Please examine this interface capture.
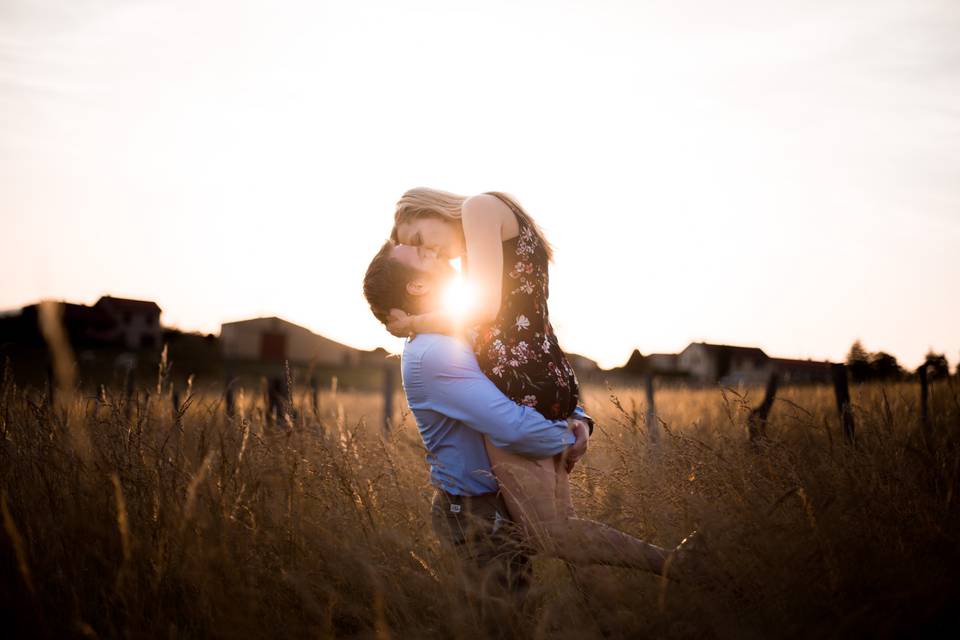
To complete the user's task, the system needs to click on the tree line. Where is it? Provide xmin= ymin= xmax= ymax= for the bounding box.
xmin=845 ymin=340 xmax=954 ymax=383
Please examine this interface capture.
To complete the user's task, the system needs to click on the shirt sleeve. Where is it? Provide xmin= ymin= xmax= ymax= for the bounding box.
xmin=420 ymin=337 xmax=575 ymax=457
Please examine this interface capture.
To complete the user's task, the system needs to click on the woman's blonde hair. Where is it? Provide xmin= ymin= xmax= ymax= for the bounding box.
xmin=391 ymin=187 xmax=554 ymax=261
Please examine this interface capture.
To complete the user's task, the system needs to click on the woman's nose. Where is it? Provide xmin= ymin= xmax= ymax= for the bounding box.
xmin=422 ymin=247 xmax=440 ymax=260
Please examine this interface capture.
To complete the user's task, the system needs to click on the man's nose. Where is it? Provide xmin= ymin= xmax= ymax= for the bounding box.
xmin=422 ymin=247 xmax=440 ymax=260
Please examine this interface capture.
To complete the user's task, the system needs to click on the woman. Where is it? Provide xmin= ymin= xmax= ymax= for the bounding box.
xmin=386 ymin=187 xmax=692 ymax=574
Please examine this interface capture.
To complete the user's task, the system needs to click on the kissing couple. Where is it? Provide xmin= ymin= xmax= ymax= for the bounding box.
xmin=363 ymin=187 xmax=703 ymax=599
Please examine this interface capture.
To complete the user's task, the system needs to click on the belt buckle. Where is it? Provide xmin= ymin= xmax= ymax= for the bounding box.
xmin=449 ymin=504 xmax=462 ymax=514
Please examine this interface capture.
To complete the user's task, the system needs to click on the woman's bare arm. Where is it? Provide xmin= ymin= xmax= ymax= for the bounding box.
xmin=459 ymin=194 xmax=505 ymax=325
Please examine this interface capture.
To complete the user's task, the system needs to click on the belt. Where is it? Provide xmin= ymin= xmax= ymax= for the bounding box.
xmin=437 ymin=489 xmax=499 ymax=513
xmin=435 ymin=490 xmax=506 ymax=534
xmin=440 ymin=489 xmax=498 ymax=499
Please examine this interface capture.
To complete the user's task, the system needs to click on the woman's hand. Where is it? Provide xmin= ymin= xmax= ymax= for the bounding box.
xmin=386 ymin=308 xmax=415 ymax=338
xmin=563 ymin=418 xmax=590 ymax=473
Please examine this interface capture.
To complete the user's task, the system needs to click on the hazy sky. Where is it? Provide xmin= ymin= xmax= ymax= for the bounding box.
xmin=2 ymin=0 xmax=958 ymax=369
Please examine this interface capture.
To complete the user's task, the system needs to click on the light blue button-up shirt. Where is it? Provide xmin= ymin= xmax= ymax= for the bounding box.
xmin=401 ymin=333 xmax=578 ymax=496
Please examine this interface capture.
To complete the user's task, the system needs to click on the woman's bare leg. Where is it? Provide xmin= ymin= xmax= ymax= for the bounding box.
xmin=484 ymin=438 xmax=668 ymax=574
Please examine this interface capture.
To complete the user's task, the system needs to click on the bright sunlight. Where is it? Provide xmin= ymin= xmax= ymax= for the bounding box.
xmin=442 ymin=258 xmax=477 ymax=320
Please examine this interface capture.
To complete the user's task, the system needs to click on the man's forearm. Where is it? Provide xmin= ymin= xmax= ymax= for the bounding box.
xmin=422 ymin=337 xmax=578 ymax=458
xmin=488 ymin=418 xmax=575 ymax=457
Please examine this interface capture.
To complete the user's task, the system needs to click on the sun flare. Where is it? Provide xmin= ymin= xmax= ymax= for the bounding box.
xmin=442 ymin=269 xmax=476 ymax=320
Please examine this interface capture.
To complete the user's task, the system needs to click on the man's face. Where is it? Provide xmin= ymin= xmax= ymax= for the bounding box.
xmin=390 ymin=244 xmax=457 ymax=312
xmin=391 ymin=244 xmax=456 ymax=282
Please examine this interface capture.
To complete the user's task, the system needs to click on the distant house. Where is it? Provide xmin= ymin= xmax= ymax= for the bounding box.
xmin=93 ymin=296 xmax=162 ymax=350
xmin=606 ymin=349 xmax=688 ymax=379
xmin=5 ymin=296 xmax=161 ymax=351
xmin=770 ymin=357 xmax=832 ymax=383
xmin=646 ymin=353 xmax=680 ymax=374
xmin=678 ymin=342 xmax=770 ymax=384
xmin=220 ymin=317 xmax=368 ymax=366
xmin=616 ymin=341 xmax=833 ymax=385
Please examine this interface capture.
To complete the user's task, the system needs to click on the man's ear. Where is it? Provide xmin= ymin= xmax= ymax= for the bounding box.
xmin=405 ymin=278 xmax=430 ymax=297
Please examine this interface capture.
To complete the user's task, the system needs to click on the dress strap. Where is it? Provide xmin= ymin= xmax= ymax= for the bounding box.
xmin=483 ymin=191 xmax=528 ymax=229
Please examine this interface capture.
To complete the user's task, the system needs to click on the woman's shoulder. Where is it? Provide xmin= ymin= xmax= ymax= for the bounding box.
xmin=463 ymin=192 xmax=506 ymax=208
xmin=461 ymin=193 xmax=520 ymax=238
xmin=462 ymin=193 xmax=514 ymax=220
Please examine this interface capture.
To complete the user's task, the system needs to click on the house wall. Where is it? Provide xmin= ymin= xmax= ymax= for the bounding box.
xmin=99 ymin=306 xmax=161 ymax=350
xmin=678 ymin=344 xmax=773 ymax=384
xmin=221 ymin=318 xmax=361 ymax=366
xmin=678 ymin=344 xmax=715 ymax=381
xmin=120 ymin=312 xmax=160 ymax=350
xmin=722 ymin=355 xmax=772 ymax=385
xmin=220 ymin=321 xmax=261 ymax=360
xmin=286 ymin=324 xmax=359 ymax=366
xmin=221 ymin=318 xmax=286 ymax=360
xmin=771 ymin=359 xmax=832 ymax=383
xmin=646 ymin=354 xmax=679 ymax=373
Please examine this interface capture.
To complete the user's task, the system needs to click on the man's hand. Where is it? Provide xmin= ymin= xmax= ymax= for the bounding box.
xmin=562 ymin=418 xmax=590 ymax=473
xmin=386 ymin=309 xmax=415 ymax=338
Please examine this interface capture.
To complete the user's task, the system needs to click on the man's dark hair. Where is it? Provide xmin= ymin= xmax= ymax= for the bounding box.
xmin=363 ymin=240 xmax=422 ymax=324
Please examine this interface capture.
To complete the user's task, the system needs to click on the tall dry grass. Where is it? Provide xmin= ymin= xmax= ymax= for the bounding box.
xmin=1 ymin=358 xmax=958 ymax=638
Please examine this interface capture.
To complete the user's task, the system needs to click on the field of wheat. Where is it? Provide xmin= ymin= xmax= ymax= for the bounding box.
xmin=1 ymin=358 xmax=958 ymax=639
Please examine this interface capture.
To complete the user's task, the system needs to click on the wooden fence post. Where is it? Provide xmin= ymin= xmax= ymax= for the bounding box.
xmin=267 ymin=375 xmax=285 ymax=427
xmin=918 ymin=364 xmax=932 ymax=450
xmin=310 ymin=375 xmax=319 ymax=417
xmin=383 ymin=361 xmax=396 ymax=434
xmin=224 ymin=371 xmax=236 ymax=418
xmin=284 ymin=359 xmax=296 ymax=426
xmin=748 ymin=372 xmax=779 ymax=446
xmin=644 ymin=373 xmax=658 ymax=443
xmin=831 ymin=363 xmax=855 ymax=445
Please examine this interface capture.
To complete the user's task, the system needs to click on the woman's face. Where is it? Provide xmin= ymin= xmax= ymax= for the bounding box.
xmin=394 ymin=217 xmax=464 ymax=260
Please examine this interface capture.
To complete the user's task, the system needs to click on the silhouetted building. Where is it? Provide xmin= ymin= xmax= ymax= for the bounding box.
xmin=646 ymin=353 xmax=679 ymax=374
xmin=679 ymin=342 xmax=770 ymax=384
xmin=1 ymin=296 xmax=161 ymax=351
xmin=619 ymin=342 xmax=832 ymax=385
xmin=770 ymin=357 xmax=832 ymax=383
xmin=93 ymin=296 xmax=162 ymax=350
xmin=220 ymin=316 xmax=371 ymax=366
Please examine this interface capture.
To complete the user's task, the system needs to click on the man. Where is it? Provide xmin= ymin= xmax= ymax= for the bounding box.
xmin=363 ymin=240 xmax=591 ymax=596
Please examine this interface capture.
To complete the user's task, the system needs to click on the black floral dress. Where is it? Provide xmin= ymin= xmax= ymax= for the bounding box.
xmin=472 ymin=194 xmax=580 ymax=421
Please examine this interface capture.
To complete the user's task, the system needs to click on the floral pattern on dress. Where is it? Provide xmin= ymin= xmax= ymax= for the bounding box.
xmin=473 ymin=195 xmax=580 ymax=421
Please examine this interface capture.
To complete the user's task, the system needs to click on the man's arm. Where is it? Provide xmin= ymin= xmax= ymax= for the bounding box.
xmin=419 ymin=337 xmax=575 ymax=458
